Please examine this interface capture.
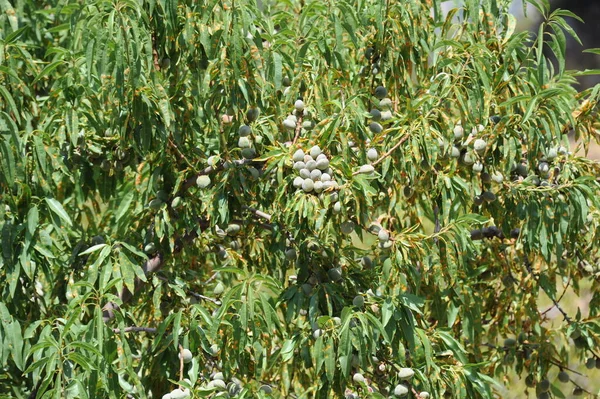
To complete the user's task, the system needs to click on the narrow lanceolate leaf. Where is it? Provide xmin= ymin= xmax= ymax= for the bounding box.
xmin=45 ymin=198 xmax=73 ymax=227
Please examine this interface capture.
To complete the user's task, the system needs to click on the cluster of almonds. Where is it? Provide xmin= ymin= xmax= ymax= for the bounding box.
xmin=350 ymin=367 xmax=429 ymax=398
xmin=352 ymin=85 xmax=394 ymax=174
xmin=292 ymin=145 xmax=339 ymax=194
xmin=282 ymin=99 xmax=315 ymax=133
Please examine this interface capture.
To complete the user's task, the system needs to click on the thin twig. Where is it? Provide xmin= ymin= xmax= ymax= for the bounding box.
xmin=112 ymin=326 xmax=158 ymax=334
xmin=189 ymin=291 xmax=222 ymax=305
xmin=203 ymin=272 xmax=219 ymax=285
xmin=541 ymin=276 xmax=572 ymax=316
xmin=242 ymin=205 xmax=272 ymax=221
xmin=292 ymin=111 xmax=304 ymax=145
xmin=178 ymin=344 xmax=185 ymax=388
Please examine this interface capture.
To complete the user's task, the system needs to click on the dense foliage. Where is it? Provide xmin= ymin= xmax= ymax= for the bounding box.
xmin=1 ymin=0 xmax=600 ymax=398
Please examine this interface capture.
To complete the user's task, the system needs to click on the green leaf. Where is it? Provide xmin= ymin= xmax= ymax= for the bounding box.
xmin=45 ymin=198 xmax=73 ymax=227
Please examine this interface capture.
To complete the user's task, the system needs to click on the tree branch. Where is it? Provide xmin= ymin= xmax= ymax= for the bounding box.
xmin=112 ymin=326 xmax=158 ymax=334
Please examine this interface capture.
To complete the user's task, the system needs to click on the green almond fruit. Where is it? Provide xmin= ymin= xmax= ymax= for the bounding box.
xmin=370 ymin=109 xmax=382 ymax=121
xmin=213 ymin=282 xmax=225 ymax=296
xmin=558 ymin=371 xmax=569 ymax=383
xmin=451 ymin=146 xmax=461 ymax=158
xmin=246 ymin=107 xmax=259 ymax=122
xmin=491 ymin=171 xmax=504 ymax=183
xmin=341 ymin=221 xmax=354 ymax=235
xmin=328 ymin=267 xmax=343 ymax=282
xmin=309 ymin=145 xmax=322 ymax=158
xmin=585 ymin=357 xmax=595 ymax=369
xmin=473 ymin=139 xmax=487 ymax=153
xmin=504 ymin=338 xmax=517 ymax=348
xmin=313 ymin=181 xmax=323 ymax=193
xmin=209 ymin=344 xmax=219 ymax=356
xmin=283 ymin=118 xmax=296 ymax=130
xmin=299 ymin=168 xmax=311 ymax=179
xmin=226 ymin=224 xmax=241 ymax=235
xmin=302 ymin=120 xmax=315 ymax=130
xmin=239 ymin=124 xmax=252 ymax=136
xmin=179 ymin=348 xmax=193 ymax=363
xmin=149 ymin=198 xmax=164 ymax=209
xmin=302 ymin=178 xmax=314 ymax=193
xmin=379 ymin=98 xmax=392 ymax=109
xmin=293 ymin=176 xmax=304 ymax=188
xmin=374 ymin=86 xmax=387 ymax=99
xmin=241 ymin=148 xmax=256 ymax=159
xmin=462 ymin=152 xmax=475 ymax=165
xmin=367 ymin=148 xmax=378 ymax=161
xmin=238 ymin=136 xmax=251 ymax=148
xmin=292 ymin=149 xmax=305 ymax=162
xmin=381 ymin=110 xmax=393 ymax=121
xmin=169 ymin=388 xmax=190 ymax=399
xmin=259 ymin=385 xmax=272 ymax=394
xmin=294 ymin=99 xmax=305 ymax=111
xmin=156 ymin=190 xmax=168 ymax=202
xmin=369 ymin=122 xmax=383 ymax=134
xmin=333 ymin=201 xmax=342 ymax=214
xmin=196 ymin=175 xmax=211 ymax=188
xmin=285 ymin=248 xmax=296 ymax=260
xmin=293 ymin=161 xmax=306 ymax=171
xmin=306 ymin=160 xmax=317 ymax=171
xmin=316 ymin=158 xmax=329 ymax=170
xmin=212 ymin=372 xmax=224 ymax=381
xmin=352 ymin=373 xmax=365 ymax=384
xmin=352 ymin=295 xmax=364 ymax=307
xmin=453 ymin=125 xmax=464 ymax=139
xmin=481 ymin=191 xmax=496 ymax=203
xmin=537 ymin=379 xmax=550 ymax=393
xmin=398 ymin=367 xmax=415 ymax=380
xmin=144 ymin=242 xmax=156 ymax=254
xmin=394 ymin=384 xmax=409 ymax=397
xmin=419 ymin=392 xmax=430 ymax=399
xmin=378 ymin=229 xmax=390 ymax=242
xmin=573 ymin=387 xmax=583 ymax=396
xmin=359 ymin=164 xmax=375 ymax=174
xmin=473 ymin=162 xmax=484 ymax=173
